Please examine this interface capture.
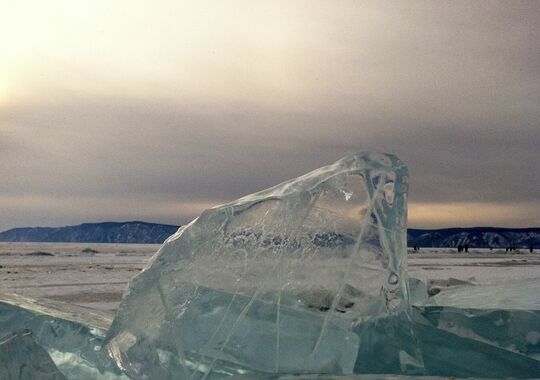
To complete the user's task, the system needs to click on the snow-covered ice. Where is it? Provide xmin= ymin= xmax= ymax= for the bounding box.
xmin=0 ymin=242 xmax=155 ymax=312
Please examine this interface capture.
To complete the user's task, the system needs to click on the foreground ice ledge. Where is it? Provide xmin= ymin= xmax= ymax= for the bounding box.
xmin=105 ymin=152 xmax=421 ymax=378
xmin=2 ymin=292 xmax=539 ymax=379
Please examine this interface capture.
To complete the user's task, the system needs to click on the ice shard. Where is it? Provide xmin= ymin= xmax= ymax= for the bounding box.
xmin=0 ymin=293 xmax=126 ymax=379
xmin=408 ymin=278 xmax=428 ymax=306
xmin=353 ymin=307 xmax=540 ymax=378
xmin=417 ymin=306 xmax=540 ymax=361
xmin=105 ymin=152 xmax=421 ymax=379
xmin=0 ymin=330 xmax=67 ymax=380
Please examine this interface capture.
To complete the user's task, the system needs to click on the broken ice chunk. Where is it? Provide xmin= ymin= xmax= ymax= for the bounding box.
xmin=0 ymin=329 xmax=67 ymax=380
xmin=0 ymin=293 xmax=126 ymax=379
xmin=418 ymin=305 xmax=540 ymax=360
xmin=408 ymin=278 xmax=428 ymax=306
xmin=106 ymin=152 xmax=419 ymax=378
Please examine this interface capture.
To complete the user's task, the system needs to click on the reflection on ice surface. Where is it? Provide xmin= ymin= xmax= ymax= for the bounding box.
xmin=1 ymin=152 xmax=539 ymax=379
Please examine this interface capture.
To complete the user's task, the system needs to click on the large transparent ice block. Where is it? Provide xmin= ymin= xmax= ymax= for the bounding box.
xmin=106 ymin=152 xmax=421 ymax=379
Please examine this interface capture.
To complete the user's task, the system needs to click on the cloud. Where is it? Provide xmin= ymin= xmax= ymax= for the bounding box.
xmin=0 ymin=193 xmax=220 ymax=229
xmin=1 ymin=1 xmax=539 ymax=230
xmin=409 ymin=201 xmax=540 ymax=229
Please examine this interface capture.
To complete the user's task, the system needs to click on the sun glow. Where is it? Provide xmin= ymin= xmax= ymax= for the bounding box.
xmin=408 ymin=202 xmax=539 ymax=228
xmin=0 ymin=0 xmax=322 ymax=107
xmin=0 ymin=78 xmax=8 ymax=105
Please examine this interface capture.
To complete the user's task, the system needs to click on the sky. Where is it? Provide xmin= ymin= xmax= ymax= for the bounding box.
xmin=1 ymin=0 xmax=539 ymax=231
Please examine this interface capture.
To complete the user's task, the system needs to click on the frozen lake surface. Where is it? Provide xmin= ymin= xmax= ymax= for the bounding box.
xmin=1 ymin=242 xmax=538 ymax=314
xmin=408 ymin=248 xmax=540 ymax=287
xmin=0 ymin=242 xmax=157 ymax=313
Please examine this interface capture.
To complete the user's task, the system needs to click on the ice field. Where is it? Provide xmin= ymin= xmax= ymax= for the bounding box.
xmin=1 ymin=244 xmax=538 ymax=314
xmin=0 ymin=242 xmax=156 ymax=313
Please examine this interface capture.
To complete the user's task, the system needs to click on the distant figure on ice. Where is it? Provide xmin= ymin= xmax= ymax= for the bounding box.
xmin=464 ymin=244 xmax=469 ymax=253
xmin=530 ymin=246 xmax=534 ymax=253
xmin=457 ymin=244 xmax=463 ymax=253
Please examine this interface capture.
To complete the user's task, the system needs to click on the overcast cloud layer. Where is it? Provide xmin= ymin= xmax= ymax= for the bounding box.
xmin=1 ymin=1 xmax=539 ymax=231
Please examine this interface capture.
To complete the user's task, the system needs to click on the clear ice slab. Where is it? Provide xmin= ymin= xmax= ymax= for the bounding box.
xmin=0 ymin=293 xmax=126 ymax=379
xmin=0 ymin=329 xmax=67 ymax=380
xmin=352 ymin=307 xmax=540 ymax=378
xmin=105 ymin=152 xmax=420 ymax=379
xmin=417 ymin=306 xmax=540 ymax=361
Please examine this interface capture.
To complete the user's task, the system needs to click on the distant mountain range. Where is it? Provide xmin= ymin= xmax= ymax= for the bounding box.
xmin=0 ymin=221 xmax=179 ymax=244
xmin=0 ymin=222 xmax=538 ymax=248
xmin=407 ymin=227 xmax=539 ymax=248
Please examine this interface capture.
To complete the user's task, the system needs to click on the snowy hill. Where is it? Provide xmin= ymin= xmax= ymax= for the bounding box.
xmin=408 ymin=227 xmax=540 ymax=248
xmin=0 ymin=221 xmax=179 ymax=244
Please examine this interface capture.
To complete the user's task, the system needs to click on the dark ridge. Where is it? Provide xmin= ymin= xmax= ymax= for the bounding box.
xmin=0 ymin=222 xmax=538 ymax=247
xmin=0 ymin=221 xmax=180 ymax=244
xmin=407 ymin=227 xmax=540 ymax=248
